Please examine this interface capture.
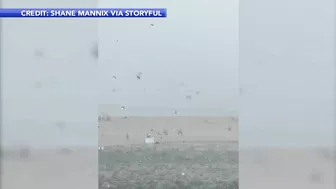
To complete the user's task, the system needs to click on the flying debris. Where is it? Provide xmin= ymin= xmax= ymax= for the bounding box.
xmin=112 ymin=76 xmax=117 ymax=80
xmin=136 ymin=72 xmax=142 ymax=80
xmin=56 ymin=121 xmax=66 ymax=133
xmin=185 ymin=95 xmax=192 ymax=100
xmin=126 ymin=133 xmax=129 ymax=140
xmin=174 ymin=110 xmax=178 ymax=115
xmin=173 ymin=128 xmax=183 ymax=136
xmin=121 ymin=106 xmax=125 ymax=110
xmin=99 ymin=113 xmax=112 ymax=121
xmin=91 ymin=42 xmax=98 ymax=59
xmin=196 ymin=91 xmax=200 ymax=95
xmin=34 ymin=49 xmax=44 ymax=57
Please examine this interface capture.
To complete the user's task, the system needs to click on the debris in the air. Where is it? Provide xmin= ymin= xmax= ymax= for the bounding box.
xmin=126 ymin=133 xmax=129 ymax=140
xmin=56 ymin=121 xmax=66 ymax=132
xmin=163 ymin=129 xmax=168 ymax=135
xmin=91 ymin=42 xmax=98 ymax=59
xmin=121 ymin=106 xmax=125 ymax=110
xmin=112 ymin=76 xmax=117 ymax=80
xmin=34 ymin=49 xmax=44 ymax=57
xmin=174 ymin=110 xmax=178 ymax=115
xmin=196 ymin=91 xmax=200 ymax=95
xmin=185 ymin=95 xmax=192 ymax=100
xmin=173 ymin=128 xmax=183 ymax=136
xmin=136 ymin=72 xmax=142 ymax=80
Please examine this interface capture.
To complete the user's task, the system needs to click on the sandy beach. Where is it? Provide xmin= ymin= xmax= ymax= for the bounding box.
xmin=98 ymin=116 xmax=239 ymax=188
xmin=99 ymin=116 xmax=238 ymax=146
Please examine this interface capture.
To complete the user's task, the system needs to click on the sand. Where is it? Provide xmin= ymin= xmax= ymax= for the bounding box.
xmin=98 ymin=116 xmax=239 ymax=188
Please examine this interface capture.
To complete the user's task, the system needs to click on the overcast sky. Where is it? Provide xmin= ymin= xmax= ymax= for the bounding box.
xmin=1 ymin=0 xmax=334 ymax=147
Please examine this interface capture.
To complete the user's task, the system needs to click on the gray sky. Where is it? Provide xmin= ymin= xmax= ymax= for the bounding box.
xmin=1 ymin=0 xmax=334 ymax=147
xmin=98 ymin=0 xmax=239 ymax=116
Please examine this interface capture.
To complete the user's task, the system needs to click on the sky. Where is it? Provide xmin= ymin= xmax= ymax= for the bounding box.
xmin=0 ymin=0 xmax=334 ymax=147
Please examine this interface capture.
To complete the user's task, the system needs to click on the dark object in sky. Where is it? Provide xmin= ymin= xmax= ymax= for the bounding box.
xmin=196 ymin=91 xmax=200 ymax=95
xmin=112 ymin=76 xmax=117 ymax=80
xmin=185 ymin=95 xmax=192 ymax=100
xmin=174 ymin=128 xmax=183 ymax=136
xmin=150 ymin=24 xmax=154 ymax=26
xmin=34 ymin=49 xmax=44 ymax=57
xmin=91 ymin=42 xmax=98 ymax=59
xmin=126 ymin=133 xmax=129 ymax=140
xmin=56 ymin=121 xmax=66 ymax=132
xmin=136 ymin=72 xmax=142 ymax=80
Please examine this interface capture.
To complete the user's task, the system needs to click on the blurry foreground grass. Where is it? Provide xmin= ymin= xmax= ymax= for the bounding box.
xmin=99 ymin=142 xmax=238 ymax=189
